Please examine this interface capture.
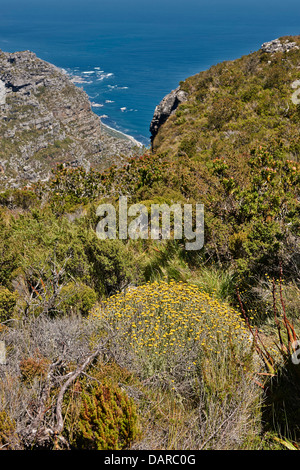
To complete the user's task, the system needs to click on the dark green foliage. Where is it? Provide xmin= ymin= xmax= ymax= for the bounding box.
xmin=82 ymin=234 xmax=134 ymax=296
xmin=0 ymin=188 xmax=38 ymax=210
xmin=0 ymin=286 xmax=18 ymax=322
xmin=263 ymin=362 xmax=300 ymax=441
xmin=0 ymin=206 xmax=135 ymax=314
xmin=207 ymin=96 xmax=240 ymax=130
xmin=178 ymin=135 xmax=198 ymax=157
xmin=0 ymin=213 xmax=20 ymax=289
xmin=59 ymin=282 xmax=97 ymax=316
xmin=69 ymin=379 xmax=138 ymax=450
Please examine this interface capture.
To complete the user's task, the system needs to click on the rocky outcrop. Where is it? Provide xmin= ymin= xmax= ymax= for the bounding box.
xmin=261 ymin=38 xmax=299 ymax=54
xmin=150 ymin=87 xmax=188 ymax=146
xmin=0 ymin=49 xmax=141 ymax=189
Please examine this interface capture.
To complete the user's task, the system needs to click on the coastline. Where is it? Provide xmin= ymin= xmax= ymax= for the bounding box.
xmin=67 ymin=70 xmax=148 ymax=150
xmin=67 ymin=69 xmax=145 ymax=148
xmin=99 ymin=119 xmax=146 ymax=149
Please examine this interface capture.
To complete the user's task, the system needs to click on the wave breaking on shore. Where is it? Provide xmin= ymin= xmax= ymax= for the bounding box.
xmin=100 ymin=119 xmax=144 ymax=148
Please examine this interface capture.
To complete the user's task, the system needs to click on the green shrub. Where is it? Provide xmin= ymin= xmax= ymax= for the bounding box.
xmin=0 ymin=215 xmax=20 ymax=289
xmin=207 ymin=96 xmax=239 ymax=130
xmin=178 ymin=135 xmax=197 ymax=157
xmin=0 ymin=410 xmax=17 ymax=449
xmin=59 ymin=282 xmax=97 ymax=316
xmin=83 ymin=236 xmax=134 ymax=295
xmin=0 ymin=188 xmax=37 ymax=209
xmin=0 ymin=286 xmax=18 ymax=322
xmin=69 ymin=379 xmax=139 ymax=450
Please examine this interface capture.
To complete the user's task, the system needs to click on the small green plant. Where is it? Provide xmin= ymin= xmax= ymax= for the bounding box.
xmin=0 ymin=286 xmax=18 ymax=322
xmin=68 ymin=378 xmax=139 ymax=450
xmin=0 ymin=410 xmax=17 ymax=449
xmin=84 ymin=236 xmax=134 ymax=296
xmin=178 ymin=136 xmax=197 ymax=157
xmin=59 ymin=282 xmax=97 ymax=316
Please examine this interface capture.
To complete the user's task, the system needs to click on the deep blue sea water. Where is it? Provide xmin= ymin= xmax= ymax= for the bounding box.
xmin=0 ymin=0 xmax=299 ymax=146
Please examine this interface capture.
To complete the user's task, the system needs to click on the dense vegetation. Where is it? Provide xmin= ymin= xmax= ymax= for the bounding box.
xmin=0 ymin=36 xmax=299 ymax=450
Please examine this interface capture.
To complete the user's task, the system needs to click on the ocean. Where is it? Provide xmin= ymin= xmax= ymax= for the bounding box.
xmin=0 ymin=0 xmax=299 ymax=147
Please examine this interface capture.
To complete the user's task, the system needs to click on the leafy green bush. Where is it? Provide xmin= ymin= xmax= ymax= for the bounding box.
xmin=178 ymin=135 xmax=197 ymax=157
xmin=68 ymin=379 xmax=139 ymax=450
xmin=59 ymin=282 xmax=97 ymax=316
xmin=0 ymin=188 xmax=38 ymax=210
xmin=0 ymin=286 xmax=18 ymax=322
xmin=207 ymin=96 xmax=240 ymax=130
xmin=83 ymin=235 xmax=134 ymax=295
xmin=0 ymin=410 xmax=17 ymax=449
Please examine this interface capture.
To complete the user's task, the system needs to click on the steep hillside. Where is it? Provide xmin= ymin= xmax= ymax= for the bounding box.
xmin=0 ymin=50 xmax=141 ymax=189
xmin=151 ymin=36 xmax=300 ymax=162
xmin=0 ymin=37 xmax=298 ymax=291
xmin=0 ymin=37 xmax=300 ymax=451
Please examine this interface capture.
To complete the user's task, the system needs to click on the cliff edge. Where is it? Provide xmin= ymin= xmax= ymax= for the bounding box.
xmin=150 ymin=36 xmax=300 ymax=158
xmin=0 ymin=50 xmax=141 ymax=188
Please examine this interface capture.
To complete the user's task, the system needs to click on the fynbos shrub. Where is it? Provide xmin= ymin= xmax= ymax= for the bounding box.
xmin=59 ymin=282 xmax=97 ymax=316
xmin=0 ymin=286 xmax=18 ymax=323
xmin=69 ymin=379 xmax=139 ymax=450
xmin=19 ymin=353 xmax=49 ymax=384
xmin=0 ymin=410 xmax=17 ymax=449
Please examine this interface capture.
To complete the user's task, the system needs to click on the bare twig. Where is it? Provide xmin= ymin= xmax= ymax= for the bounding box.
xmin=54 ymin=342 xmax=107 ymax=438
xmin=199 ymin=406 xmax=240 ymax=450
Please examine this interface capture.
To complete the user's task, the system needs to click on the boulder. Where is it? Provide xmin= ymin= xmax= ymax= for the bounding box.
xmin=261 ymin=38 xmax=299 ymax=54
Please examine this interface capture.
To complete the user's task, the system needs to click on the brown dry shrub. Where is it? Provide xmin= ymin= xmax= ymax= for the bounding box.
xmin=19 ymin=351 xmax=49 ymax=384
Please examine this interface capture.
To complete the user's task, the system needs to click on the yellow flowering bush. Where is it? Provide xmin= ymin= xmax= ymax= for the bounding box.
xmin=91 ymin=281 xmax=251 ymax=376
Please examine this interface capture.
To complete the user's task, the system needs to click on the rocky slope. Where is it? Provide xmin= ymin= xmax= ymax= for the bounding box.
xmin=150 ymin=36 xmax=300 ymax=160
xmin=0 ymin=50 xmax=141 ymax=188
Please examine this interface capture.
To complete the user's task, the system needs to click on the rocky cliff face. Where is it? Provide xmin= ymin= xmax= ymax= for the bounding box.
xmin=0 ymin=50 xmax=141 ymax=188
xmin=149 ymin=86 xmax=188 ymax=146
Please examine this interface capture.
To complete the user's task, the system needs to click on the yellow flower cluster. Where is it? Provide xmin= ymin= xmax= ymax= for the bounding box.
xmin=91 ymin=281 xmax=250 ymax=365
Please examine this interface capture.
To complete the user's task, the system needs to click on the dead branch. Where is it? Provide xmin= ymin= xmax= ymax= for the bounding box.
xmin=20 ymin=338 xmax=111 ymax=450
xmin=54 ymin=343 xmax=107 ymax=438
